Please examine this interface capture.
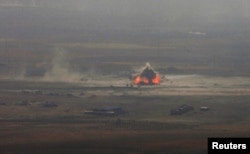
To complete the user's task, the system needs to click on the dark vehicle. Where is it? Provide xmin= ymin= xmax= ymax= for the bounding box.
xmin=170 ymin=104 xmax=194 ymax=115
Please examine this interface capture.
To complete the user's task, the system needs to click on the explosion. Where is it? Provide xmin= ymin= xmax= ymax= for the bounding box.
xmin=132 ymin=63 xmax=161 ymax=85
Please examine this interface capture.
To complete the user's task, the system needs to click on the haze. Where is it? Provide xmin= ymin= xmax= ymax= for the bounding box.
xmin=1 ymin=1 xmax=250 ymax=154
xmin=0 ymin=0 xmax=250 ymax=77
xmin=0 ymin=0 xmax=249 ymax=41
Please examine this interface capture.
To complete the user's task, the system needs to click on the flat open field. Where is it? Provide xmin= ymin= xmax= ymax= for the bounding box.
xmin=1 ymin=2 xmax=250 ymax=154
xmin=0 ymin=76 xmax=250 ymax=154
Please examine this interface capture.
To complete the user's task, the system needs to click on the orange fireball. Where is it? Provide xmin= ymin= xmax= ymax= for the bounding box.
xmin=132 ymin=63 xmax=161 ymax=85
xmin=152 ymin=74 xmax=160 ymax=84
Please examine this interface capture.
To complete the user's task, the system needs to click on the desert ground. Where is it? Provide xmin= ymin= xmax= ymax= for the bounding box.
xmin=1 ymin=3 xmax=250 ymax=153
xmin=1 ymin=36 xmax=250 ymax=154
xmin=0 ymin=74 xmax=250 ymax=154
xmin=0 ymin=2 xmax=250 ymax=154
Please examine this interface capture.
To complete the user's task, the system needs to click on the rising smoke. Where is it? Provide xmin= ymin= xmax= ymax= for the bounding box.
xmin=41 ymin=47 xmax=119 ymax=83
xmin=43 ymin=47 xmax=82 ymax=82
xmin=0 ymin=45 xmax=134 ymax=85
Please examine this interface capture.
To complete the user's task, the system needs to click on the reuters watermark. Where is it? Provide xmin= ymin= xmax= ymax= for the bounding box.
xmin=208 ymin=138 xmax=250 ymax=154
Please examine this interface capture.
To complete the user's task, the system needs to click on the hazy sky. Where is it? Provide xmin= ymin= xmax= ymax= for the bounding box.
xmin=78 ymin=0 xmax=250 ymax=32
xmin=41 ymin=0 xmax=250 ymax=19
xmin=0 ymin=0 xmax=250 ymax=40
xmin=1 ymin=0 xmax=250 ymax=75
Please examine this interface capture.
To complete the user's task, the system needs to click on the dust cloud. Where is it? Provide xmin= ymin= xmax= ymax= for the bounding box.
xmin=42 ymin=47 xmax=82 ymax=82
xmin=41 ymin=47 xmax=127 ymax=84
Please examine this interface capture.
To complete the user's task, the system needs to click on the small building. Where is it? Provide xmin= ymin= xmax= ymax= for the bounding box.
xmin=200 ymin=106 xmax=210 ymax=111
xmin=84 ymin=106 xmax=126 ymax=116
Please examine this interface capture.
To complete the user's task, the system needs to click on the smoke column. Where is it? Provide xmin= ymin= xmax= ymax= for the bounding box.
xmin=43 ymin=47 xmax=82 ymax=82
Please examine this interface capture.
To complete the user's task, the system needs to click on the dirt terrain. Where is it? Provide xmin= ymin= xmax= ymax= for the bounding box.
xmin=0 ymin=76 xmax=250 ymax=154
xmin=0 ymin=2 xmax=250 ymax=153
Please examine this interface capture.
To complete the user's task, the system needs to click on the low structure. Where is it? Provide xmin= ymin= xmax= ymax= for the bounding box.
xmin=84 ymin=106 xmax=126 ymax=116
xmin=200 ymin=106 xmax=210 ymax=111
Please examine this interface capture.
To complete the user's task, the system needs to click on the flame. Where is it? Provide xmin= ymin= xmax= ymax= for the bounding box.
xmin=152 ymin=74 xmax=160 ymax=84
xmin=133 ymin=74 xmax=160 ymax=85
xmin=134 ymin=75 xmax=141 ymax=85
xmin=134 ymin=76 xmax=149 ymax=85
xmin=132 ymin=63 xmax=161 ymax=85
